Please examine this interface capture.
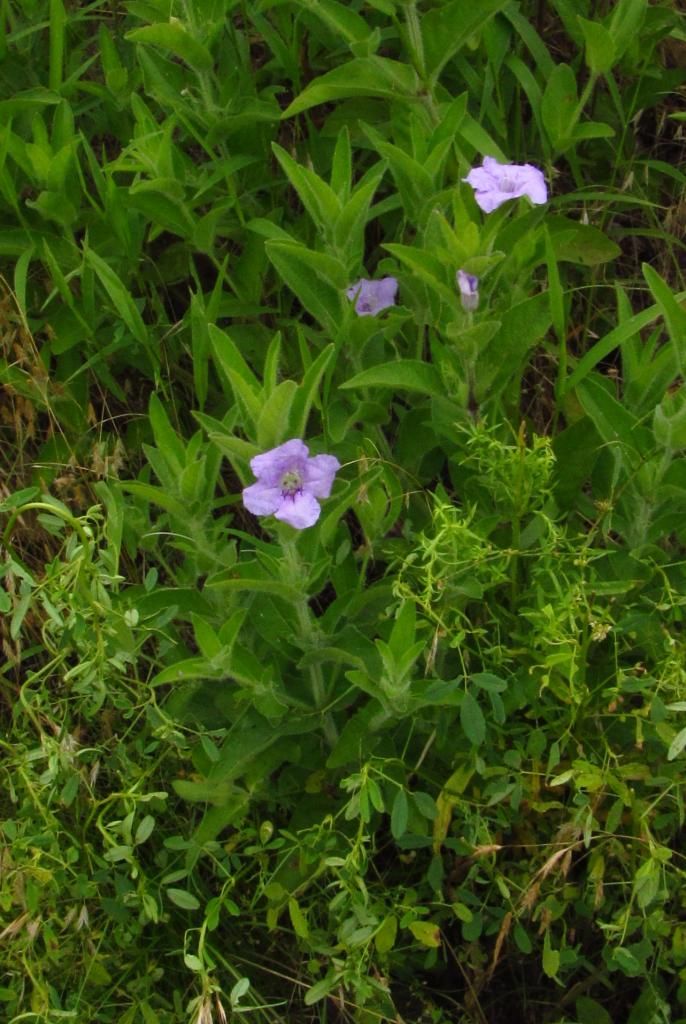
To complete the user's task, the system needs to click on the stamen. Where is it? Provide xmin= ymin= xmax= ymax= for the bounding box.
xmin=280 ymin=469 xmax=303 ymax=497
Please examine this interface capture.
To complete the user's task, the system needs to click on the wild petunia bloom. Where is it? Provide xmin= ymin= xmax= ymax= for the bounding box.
xmin=456 ymin=269 xmax=479 ymax=312
xmin=346 ymin=277 xmax=398 ymax=317
xmin=463 ymin=157 xmax=547 ymax=213
xmin=242 ymin=439 xmax=340 ymax=530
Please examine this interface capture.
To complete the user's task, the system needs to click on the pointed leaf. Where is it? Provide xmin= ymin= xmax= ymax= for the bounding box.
xmin=423 ymin=0 xmax=510 ymax=79
xmin=282 ymin=57 xmax=418 ymax=117
xmin=341 ymin=359 xmax=442 ymax=397
xmin=272 ymin=143 xmax=341 ymax=231
xmin=126 ymin=23 xmax=212 ymax=70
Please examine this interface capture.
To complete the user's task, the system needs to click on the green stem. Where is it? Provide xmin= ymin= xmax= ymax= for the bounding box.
xmin=281 ymin=538 xmax=338 ymax=748
xmin=3 ymin=501 xmax=92 ymax=552
xmin=509 ymin=513 xmax=520 ymax=608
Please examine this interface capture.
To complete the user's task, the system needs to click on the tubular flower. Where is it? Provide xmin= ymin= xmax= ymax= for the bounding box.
xmin=242 ymin=439 xmax=340 ymax=530
xmin=456 ymin=270 xmax=479 ymax=312
xmin=463 ymin=157 xmax=547 ymax=213
xmin=346 ymin=277 xmax=398 ymax=316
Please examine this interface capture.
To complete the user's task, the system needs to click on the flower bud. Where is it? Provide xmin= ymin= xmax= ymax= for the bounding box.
xmin=456 ymin=269 xmax=479 ymax=312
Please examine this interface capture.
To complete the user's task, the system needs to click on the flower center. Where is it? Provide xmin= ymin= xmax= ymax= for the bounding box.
xmin=280 ymin=469 xmax=303 ymax=497
xmin=499 ymin=175 xmax=517 ymax=193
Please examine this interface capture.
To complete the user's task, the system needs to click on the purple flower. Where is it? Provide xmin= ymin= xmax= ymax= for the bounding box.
xmin=242 ymin=439 xmax=340 ymax=530
xmin=346 ymin=277 xmax=398 ymax=317
xmin=456 ymin=270 xmax=479 ymax=312
xmin=463 ymin=157 xmax=547 ymax=213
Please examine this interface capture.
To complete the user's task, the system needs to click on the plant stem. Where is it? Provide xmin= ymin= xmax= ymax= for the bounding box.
xmin=281 ymin=538 xmax=338 ymax=748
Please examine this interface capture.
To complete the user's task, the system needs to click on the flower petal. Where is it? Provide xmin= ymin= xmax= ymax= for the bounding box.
xmin=473 ymin=190 xmax=506 ymax=213
xmin=376 ymin=276 xmax=399 ymax=307
xmin=250 ymin=439 xmax=309 ymax=480
xmin=463 ymin=165 xmax=498 ymax=191
xmin=347 ymin=277 xmax=398 ymax=316
xmin=274 ymin=491 xmax=321 ymax=529
xmin=346 ymin=279 xmax=365 ymax=300
xmin=465 ymin=157 xmax=547 ymax=213
xmin=518 ymin=164 xmax=547 ymax=204
xmin=304 ymin=454 xmax=341 ymax=498
xmin=482 ymin=156 xmax=505 ymax=176
xmin=242 ymin=481 xmax=282 ymax=516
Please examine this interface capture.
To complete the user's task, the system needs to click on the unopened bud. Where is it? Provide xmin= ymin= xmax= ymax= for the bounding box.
xmin=456 ymin=269 xmax=479 ymax=312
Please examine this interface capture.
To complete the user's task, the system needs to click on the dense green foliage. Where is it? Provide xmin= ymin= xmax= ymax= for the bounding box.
xmin=2 ymin=1 xmax=686 ymax=1022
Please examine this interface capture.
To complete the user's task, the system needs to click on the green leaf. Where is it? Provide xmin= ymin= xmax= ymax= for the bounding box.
xmin=0 ymin=88 xmax=61 ymax=118
xmin=363 ymin=126 xmax=435 ymax=219
xmin=341 ymin=359 xmax=442 ymax=397
xmin=460 ymin=692 xmax=485 ymax=746
xmin=126 ymin=23 xmax=213 ymax=71
xmin=452 ymin=902 xmax=473 ymax=924
xmin=562 ymin=289 xmax=686 ymax=395
xmin=272 ymin=143 xmax=341 ymax=232
xmin=389 ymin=600 xmax=416 ymax=658
xmin=265 ymin=240 xmax=345 ymax=335
xmin=327 ymin=701 xmax=383 ymax=769
xmin=541 ymin=63 xmax=578 ymax=151
xmin=296 ymin=0 xmax=371 ymax=45
xmin=383 ymin=241 xmax=457 ymax=304
xmin=282 ymin=57 xmax=419 ymax=117
xmin=374 ymin=915 xmax=398 ymax=954
xmin=257 ymin=379 xmax=298 ymax=449
xmin=230 ymin=978 xmax=250 ymax=1005
xmin=608 ymin=0 xmax=647 ymax=62
xmin=422 ymin=0 xmax=510 ymax=80
xmin=194 ymin=414 xmax=259 ymax=468
xmin=330 ymin=125 xmax=352 ymax=199
xmin=208 ymin=325 xmax=262 ymax=425
xmin=575 ymin=997 xmax=613 ymax=1024
xmin=166 ymin=887 xmax=201 ymax=910
xmin=134 ymin=815 xmax=156 ymax=846
xmin=151 ymin=656 xmax=219 ymax=686
xmin=84 ymin=248 xmax=149 ymax=349
xmin=633 ymin=857 xmax=660 ymax=909
xmin=542 ymin=929 xmax=560 ymax=978
xmin=475 ymin=292 xmax=551 ymax=400
xmin=548 ymin=217 xmax=621 ymax=266
xmin=304 ymin=974 xmax=338 ymax=1006
xmin=667 ymin=725 xmax=686 ymax=761
xmin=192 ymin=614 xmax=222 ymax=662
xmin=333 ymin=171 xmax=384 ymax=260
xmin=408 ymin=920 xmax=441 ymax=948
xmin=118 ymin=481 xmax=188 ymax=518
xmin=642 ymin=263 xmax=686 ymax=375
xmin=288 ymin=897 xmax=310 ymax=939
xmin=390 ymin=788 xmax=408 ymax=839
xmin=611 ymin=946 xmax=643 ymax=977
xmin=149 ymin=393 xmax=185 ymax=474
xmin=578 ymin=17 xmax=616 ymax=74
xmin=471 ymin=672 xmax=507 ymax=693
xmin=572 ymin=121 xmax=615 ymax=142
xmin=290 ymin=344 xmax=336 ymax=439
xmin=654 ymin=389 xmax=686 ymax=450
xmin=204 ymin=574 xmax=304 ymax=604
xmin=412 ymin=791 xmax=437 ymax=820
xmin=576 ymin=377 xmax=645 ymax=458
